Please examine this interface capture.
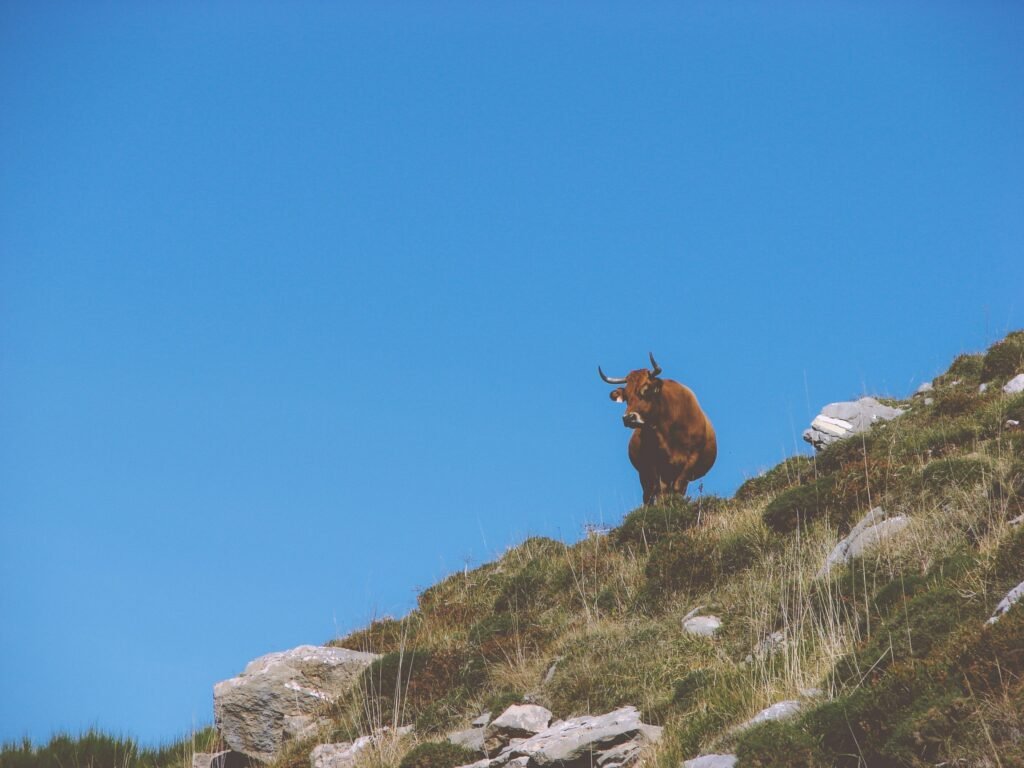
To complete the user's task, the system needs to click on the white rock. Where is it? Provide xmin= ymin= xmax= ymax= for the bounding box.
xmin=980 ymin=383 xmax=989 ymax=393
xmin=472 ymin=713 xmax=492 ymax=727
xmin=818 ymin=508 xmax=909 ymax=578
xmin=916 ymin=382 xmax=934 ymax=395
xmin=484 ymin=705 xmax=553 ymax=755
xmin=449 ymin=728 xmax=485 ymax=753
xmin=506 ymin=707 xmax=657 ymax=767
xmin=1003 ymin=374 xmax=1024 ymax=394
xmin=683 ymin=757 xmax=737 ymax=768
xmin=803 ymin=397 xmax=905 ymax=451
xmin=987 ymin=580 xmax=1024 ymax=625
xmin=682 ymin=616 xmax=722 ymax=637
xmin=741 ymin=700 xmax=803 ymax=729
xmin=310 ymin=737 xmax=374 ymax=768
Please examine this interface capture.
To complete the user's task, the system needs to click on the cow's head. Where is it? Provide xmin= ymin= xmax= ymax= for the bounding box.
xmin=599 ymin=353 xmax=664 ymax=429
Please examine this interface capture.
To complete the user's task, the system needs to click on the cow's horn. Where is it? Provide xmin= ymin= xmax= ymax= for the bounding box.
xmin=648 ymin=353 xmax=662 ymax=376
xmin=598 ymin=366 xmax=627 ymax=385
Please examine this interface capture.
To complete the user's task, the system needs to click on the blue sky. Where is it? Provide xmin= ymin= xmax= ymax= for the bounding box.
xmin=1 ymin=1 xmax=1022 ymax=747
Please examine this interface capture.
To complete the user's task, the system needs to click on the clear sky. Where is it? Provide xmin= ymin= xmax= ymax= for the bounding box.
xmin=1 ymin=0 xmax=1022 ymax=748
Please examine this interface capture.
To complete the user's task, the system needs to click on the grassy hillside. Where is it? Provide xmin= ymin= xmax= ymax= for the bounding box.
xmin=5 ymin=331 xmax=1023 ymax=768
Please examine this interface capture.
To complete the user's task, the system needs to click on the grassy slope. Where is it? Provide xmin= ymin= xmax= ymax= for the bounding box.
xmin=5 ymin=332 xmax=1023 ymax=768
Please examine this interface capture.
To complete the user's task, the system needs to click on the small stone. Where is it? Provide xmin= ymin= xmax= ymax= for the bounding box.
xmin=924 ymin=397 xmax=934 ymax=405
xmin=980 ymin=382 xmax=989 ymax=393
xmin=1007 ymin=419 xmax=1021 ymax=429
xmin=471 ymin=713 xmax=492 ymax=727
xmin=1003 ymin=374 xmax=1024 ymax=394
xmin=683 ymin=615 xmax=722 ymax=637
xmin=916 ymin=382 xmax=934 ymax=395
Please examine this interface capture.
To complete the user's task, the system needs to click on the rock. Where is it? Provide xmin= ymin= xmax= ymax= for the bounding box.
xmin=915 ymin=382 xmax=934 ymax=395
xmin=682 ymin=615 xmax=722 ymax=637
xmin=213 ymin=645 xmax=379 ymax=762
xmin=739 ymin=700 xmax=803 ymax=729
xmin=449 ymin=728 xmax=486 ymax=754
xmin=682 ymin=757 xmax=737 ymax=768
xmin=1008 ymin=419 xmax=1021 ymax=430
xmin=980 ymin=383 xmax=989 ymax=393
xmin=1003 ymin=374 xmax=1024 ymax=394
xmin=472 ymin=713 xmax=492 ymax=727
xmin=987 ymin=580 xmax=1024 ymax=625
xmin=192 ymin=752 xmax=253 ymax=768
xmin=309 ymin=737 xmax=374 ymax=768
xmin=924 ymin=397 xmax=934 ymax=406
xmin=504 ymin=707 xmax=660 ymax=768
xmin=484 ymin=705 xmax=553 ymax=755
xmin=803 ymin=397 xmax=905 ymax=451
xmin=818 ymin=507 xmax=910 ymax=578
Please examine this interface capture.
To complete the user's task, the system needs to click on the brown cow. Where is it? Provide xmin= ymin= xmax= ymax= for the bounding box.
xmin=599 ymin=353 xmax=717 ymax=505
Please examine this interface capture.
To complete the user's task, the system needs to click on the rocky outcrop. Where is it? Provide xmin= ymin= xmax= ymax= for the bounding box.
xmin=803 ymin=397 xmax=905 ymax=451
xmin=461 ymin=706 xmax=660 ymax=768
xmin=987 ymin=580 xmax=1024 ymax=625
xmin=483 ymin=704 xmax=553 ymax=755
xmin=213 ymin=645 xmax=379 ymax=762
xmin=818 ymin=507 xmax=910 ymax=578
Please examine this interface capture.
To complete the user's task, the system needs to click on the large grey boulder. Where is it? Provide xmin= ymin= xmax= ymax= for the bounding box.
xmin=818 ymin=507 xmax=910 ymax=578
xmin=987 ymin=580 xmax=1024 ymax=625
xmin=483 ymin=704 xmax=553 ymax=755
xmin=214 ymin=645 xmax=379 ymax=762
xmin=803 ymin=397 xmax=905 ymax=451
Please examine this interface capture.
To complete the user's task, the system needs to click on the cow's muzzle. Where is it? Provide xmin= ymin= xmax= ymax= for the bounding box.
xmin=623 ymin=412 xmax=645 ymax=428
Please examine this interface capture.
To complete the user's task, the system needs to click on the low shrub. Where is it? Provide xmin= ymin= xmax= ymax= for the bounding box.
xmin=612 ymin=498 xmax=703 ymax=547
xmin=921 ymin=455 xmax=992 ymax=493
xmin=733 ymin=721 xmax=822 ymax=768
xmin=640 ymin=527 xmax=720 ymax=603
xmin=938 ymin=352 xmax=985 ymax=387
xmin=671 ymin=669 xmax=711 ymax=709
xmin=335 ymin=616 xmax=412 ymax=654
xmin=761 ymin=477 xmax=837 ymax=533
xmin=981 ymin=330 xmax=1024 ymax=384
xmin=735 ymin=456 xmax=816 ymax=501
xmin=398 ymin=742 xmax=479 ymax=768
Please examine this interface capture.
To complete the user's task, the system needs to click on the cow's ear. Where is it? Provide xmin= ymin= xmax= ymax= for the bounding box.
xmin=610 ymin=388 xmax=626 ymax=402
xmin=649 ymin=378 xmax=662 ymax=395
